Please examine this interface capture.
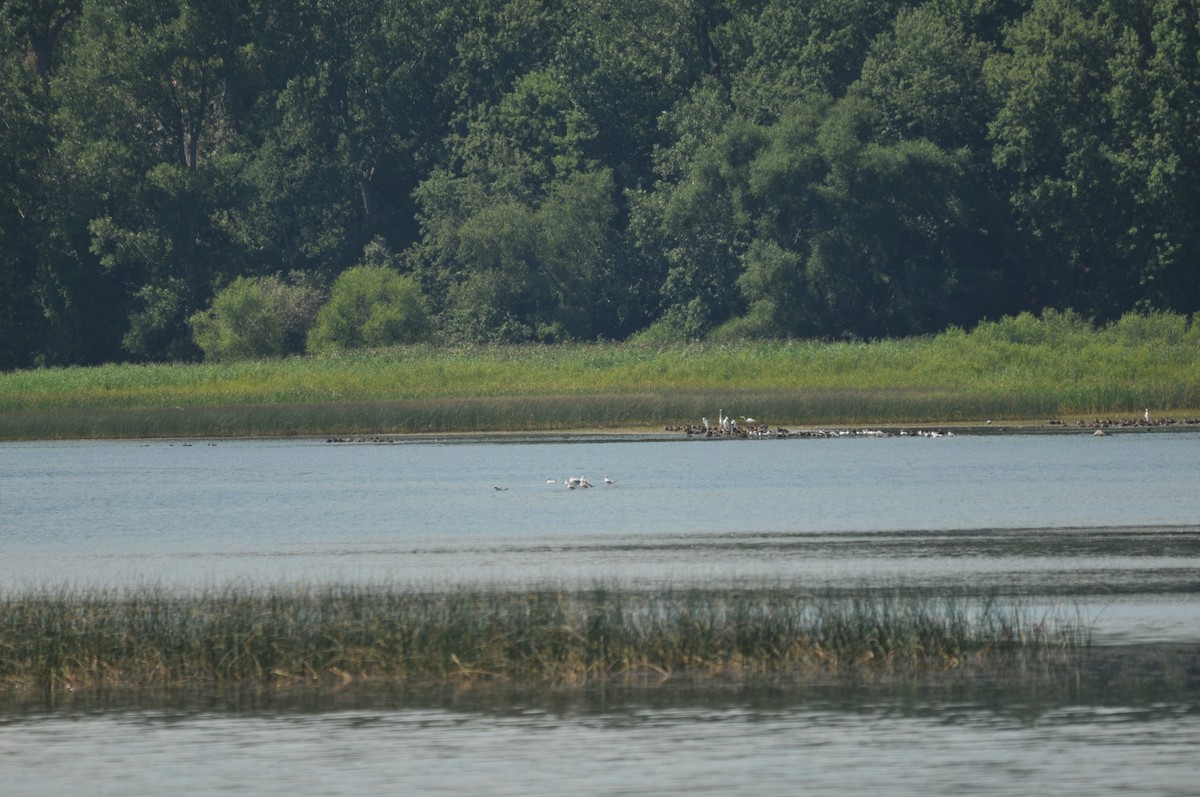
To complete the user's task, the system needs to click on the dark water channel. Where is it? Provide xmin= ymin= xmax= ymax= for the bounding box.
xmin=2 ymin=432 xmax=1198 ymax=795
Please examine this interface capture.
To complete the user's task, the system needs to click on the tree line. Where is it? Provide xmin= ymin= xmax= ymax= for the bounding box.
xmin=2 ymin=0 xmax=1198 ymax=367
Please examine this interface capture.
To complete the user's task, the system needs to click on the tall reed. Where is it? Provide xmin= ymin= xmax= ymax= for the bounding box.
xmin=0 ymin=585 xmax=1089 ymax=692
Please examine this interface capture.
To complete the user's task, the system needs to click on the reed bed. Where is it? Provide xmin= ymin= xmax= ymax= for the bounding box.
xmin=2 ymin=310 xmax=1198 ymax=438
xmin=0 ymin=585 xmax=1089 ymax=692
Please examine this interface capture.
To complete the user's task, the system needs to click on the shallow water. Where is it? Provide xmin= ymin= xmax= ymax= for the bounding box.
xmin=2 ymin=432 xmax=1199 ymax=795
xmin=2 ymin=433 xmax=1198 ymax=642
xmin=3 ymin=655 xmax=1199 ymax=797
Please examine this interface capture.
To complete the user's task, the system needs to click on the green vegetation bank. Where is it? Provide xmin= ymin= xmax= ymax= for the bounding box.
xmin=3 ymin=1 xmax=1200 ymax=370
xmin=2 ymin=310 xmax=1198 ymax=439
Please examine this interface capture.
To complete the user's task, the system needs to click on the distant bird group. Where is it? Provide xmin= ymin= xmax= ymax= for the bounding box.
xmin=563 ymin=476 xmax=614 ymax=489
xmin=682 ymin=408 xmax=778 ymax=438
xmin=495 ymin=475 xmax=615 ymax=491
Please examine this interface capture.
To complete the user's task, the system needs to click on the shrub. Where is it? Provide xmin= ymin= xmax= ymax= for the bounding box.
xmin=968 ymin=308 xmax=1092 ymax=347
xmin=190 ymin=277 xmax=283 ymax=361
xmin=307 ymin=265 xmax=431 ymax=352
xmin=708 ymin=301 xmax=780 ymax=343
xmin=1104 ymin=310 xmax=1192 ymax=346
xmin=190 ymin=274 xmax=324 ymax=361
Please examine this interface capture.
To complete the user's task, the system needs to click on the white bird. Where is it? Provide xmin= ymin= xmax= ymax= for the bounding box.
xmin=741 ymin=416 xmax=756 ymax=425
xmin=604 ymin=476 xmax=614 ymax=485
xmin=547 ymin=479 xmax=557 ymax=484
xmin=1145 ymin=408 xmax=1151 ymax=422
xmin=702 ymin=417 xmax=710 ymax=431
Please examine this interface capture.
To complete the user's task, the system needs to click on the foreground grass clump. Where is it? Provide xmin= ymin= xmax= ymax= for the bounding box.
xmin=0 ymin=586 xmax=1087 ymax=692
xmin=1 ymin=310 xmax=1199 ymax=438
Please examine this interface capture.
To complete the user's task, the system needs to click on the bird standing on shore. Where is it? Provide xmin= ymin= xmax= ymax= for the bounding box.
xmin=1145 ymin=408 xmax=1151 ymax=422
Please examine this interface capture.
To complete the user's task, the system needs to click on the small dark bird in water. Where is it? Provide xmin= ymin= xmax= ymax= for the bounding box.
xmin=493 ymin=486 xmax=508 ymax=491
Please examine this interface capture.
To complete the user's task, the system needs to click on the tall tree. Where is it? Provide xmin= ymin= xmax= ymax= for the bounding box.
xmin=857 ymin=4 xmax=996 ymax=151
xmin=1129 ymin=0 xmax=1200 ymax=312
xmin=986 ymin=0 xmax=1186 ymax=321
xmin=2 ymin=0 xmax=79 ymax=77
xmin=0 ymin=9 xmax=53 ymax=367
xmin=554 ymin=0 xmax=715 ymax=189
xmin=726 ymin=0 xmax=906 ymax=121
xmin=239 ymin=0 xmax=469 ymax=282
xmin=48 ymin=0 xmax=256 ymax=360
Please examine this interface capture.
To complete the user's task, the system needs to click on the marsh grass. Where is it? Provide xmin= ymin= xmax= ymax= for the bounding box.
xmin=0 ymin=585 xmax=1089 ymax=692
xmin=3 ymin=310 xmax=1199 ymax=438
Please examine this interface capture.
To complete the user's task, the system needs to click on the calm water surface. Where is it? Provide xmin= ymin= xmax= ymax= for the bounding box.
xmin=2 ymin=432 xmax=1199 ymax=795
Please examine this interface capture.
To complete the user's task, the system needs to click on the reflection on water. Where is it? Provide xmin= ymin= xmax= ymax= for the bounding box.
xmin=3 ymin=648 xmax=1199 ymax=797
xmin=2 ymin=434 xmax=1199 ymax=795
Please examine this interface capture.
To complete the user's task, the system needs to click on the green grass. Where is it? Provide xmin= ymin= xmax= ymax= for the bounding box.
xmin=0 ymin=585 xmax=1089 ymax=692
xmin=2 ymin=310 xmax=1199 ymax=438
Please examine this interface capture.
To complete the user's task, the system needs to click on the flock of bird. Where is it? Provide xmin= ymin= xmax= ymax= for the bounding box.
xmin=666 ymin=408 xmax=900 ymax=439
xmin=494 ymin=475 xmax=614 ymax=491
xmin=1050 ymin=408 xmax=1200 ymax=431
xmin=551 ymin=475 xmax=615 ymax=489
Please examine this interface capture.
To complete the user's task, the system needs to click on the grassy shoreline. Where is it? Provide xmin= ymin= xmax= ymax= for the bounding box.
xmin=3 ymin=312 xmax=1200 ymax=439
xmin=0 ymin=585 xmax=1089 ymax=693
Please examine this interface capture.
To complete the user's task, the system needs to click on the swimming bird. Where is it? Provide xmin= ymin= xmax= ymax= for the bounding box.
xmin=604 ymin=476 xmax=614 ymax=485
xmin=493 ymin=486 xmax=508 ymax=491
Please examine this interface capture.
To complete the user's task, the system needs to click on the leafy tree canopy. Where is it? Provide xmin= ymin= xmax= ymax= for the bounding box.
xmin=2 ymin=0 xmax=1199 ymax=369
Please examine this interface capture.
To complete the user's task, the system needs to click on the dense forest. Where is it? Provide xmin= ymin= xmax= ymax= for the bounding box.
xmin=1 ymin=0 xmax=1198 ymax=368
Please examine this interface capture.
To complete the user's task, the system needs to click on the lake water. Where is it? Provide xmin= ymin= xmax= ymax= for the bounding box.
xmin=2 ymin=432 xmax=1199 ymax=795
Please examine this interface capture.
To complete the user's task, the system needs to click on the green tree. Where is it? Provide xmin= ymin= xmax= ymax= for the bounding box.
xmin=48 ymin=0 xmax=256 ymax=360
xmin=190 ymin=273 xmax=324 ymax=361
xmin=656 ymin=117 xmax=768 ymax=337
xmin=307 ymin=247 xmax=431 ymax=352
xmin=857 ymin=4 xmax=995 ymax=150
xmin=1125 ymin=0 xmax=1200 ymax=312
xmin=726 ymin=0 xmax=906 ymax=121
xmin=190 ymin=276 xmax=282 ymax=360
xmin=554 ymin=0 xmax=714 ymax=188
xmin=986 ymin=0 xmax=1156 ymax=320
xmin=417 ymin=168 xmax=619 ymax=343
xmin=235 ymin=0 xmax=469 ymax=284
xmin=0 ymin=9 xmax=50 ymax=368
xmin=654 ymin=92 xmax=1000 ymax=340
